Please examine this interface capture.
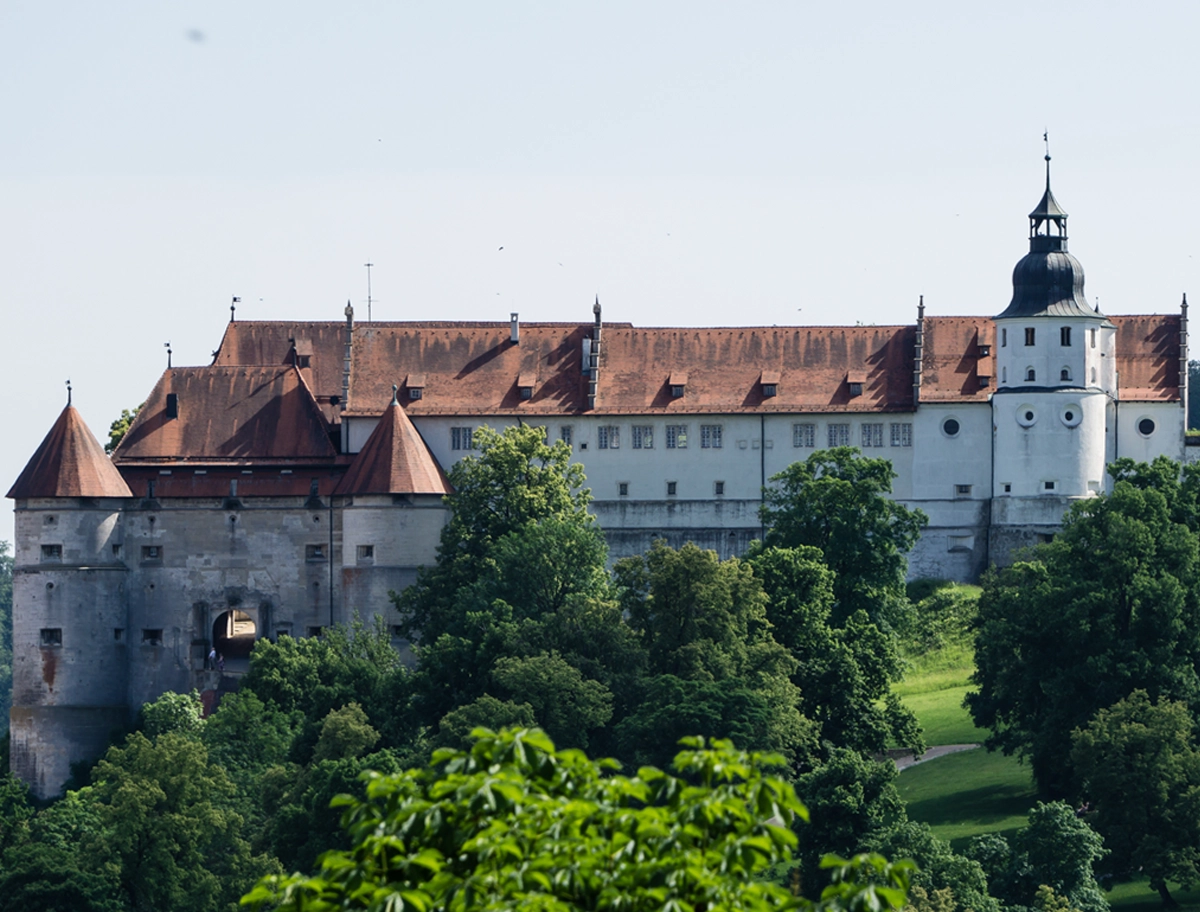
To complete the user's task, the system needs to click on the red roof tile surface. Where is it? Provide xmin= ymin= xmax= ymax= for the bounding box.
xmin=8 ymin=406 xmax=133 ymax=499
xmin=1112 ymin=315 xmax=1182 ymax=402
xmin=333 ymin=402 xmax=451 ymax=496
xmin=113 ymin=366 xmax=338 ymax=463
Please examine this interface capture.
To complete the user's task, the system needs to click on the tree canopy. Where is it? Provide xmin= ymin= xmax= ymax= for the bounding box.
xmin=244 ymin=727 xmax=915 ymax=912
xmin=759 ymin=447 xmax=927 ymax=628
xmin=967 ymin=463 xmax=1200 ymax=797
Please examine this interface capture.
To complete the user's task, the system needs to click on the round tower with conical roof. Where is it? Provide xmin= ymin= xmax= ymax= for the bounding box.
xmin=6 ymin=402 xmax=134 ymax=799
xmin=990 ymin=158 xmax=1116 ymax=564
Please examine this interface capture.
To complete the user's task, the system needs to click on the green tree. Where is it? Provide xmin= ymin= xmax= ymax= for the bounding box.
xmin=105 ymin=404 xmax=143 ymax=454
xmin=759 ymin=447 xmax=928 ymax=628
xmin=491 ymin=651 xmax=613 ymax=749
xmin=966 ymin=802 xmax=1107 ymax=912
xmin=614 ymin=541 xmax=814 ymax=767
xmin=793 ymin=747 xmax=906 ymax=892
xmin=394 ymin=425 xmax=594 ymax=646
xmin=1071 ymin=691 xmax=1200 ymax=907
xmin=870 ymin=820 xmax=997 ymax=912
xmin=88 ymin=731 xmax=274 ymax=912
xmin=139 ymin=690 xmax=204 ymax=739
xmin=747 ymin=544 xmax=923 ymax=756
xmin=311 ymin=703 xmax=380 ymax=763
xmin=0 ymin=542 xmax=12 ymax=728
xmin=967 ymin=469 xmax=1200 ymax=797
xmin=244 ymin=727 xmax=915 ymax=912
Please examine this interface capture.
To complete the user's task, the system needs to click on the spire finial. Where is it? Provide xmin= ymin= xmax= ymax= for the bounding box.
xmin=391 ymin=383 xmax=399 ymax=406
xmin=65 ymin=379 xmax=72 ymax=406
xmin=593 ymin=294 xmax=601 ymax=316
xmin=164 ymin=341 xmax=172 ymax=369
xmin=230 ymin=295 xmax=240 ymax=322
xmin=1043 ymin=130 xmax=1052 ymax=189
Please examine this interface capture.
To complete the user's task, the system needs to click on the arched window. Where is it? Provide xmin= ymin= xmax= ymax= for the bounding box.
xmin=1026 ymin=368 xmax=1036 ymax=382
xmin=1060 ymin=368 xmax=1071 ymax=382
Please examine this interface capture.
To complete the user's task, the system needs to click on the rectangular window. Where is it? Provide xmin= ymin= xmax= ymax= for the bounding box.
xmin=306 ymin=626 xmax=325 ymax=638
xmin=1061 ymin=326 xmax=1072 ymax=346
xmin=955 ymin=484 xmax=973 ymax=496
xmin=409 ymin=388 xmax=423 ymax=400
xmin=1025 ymin=327 xmax=1036 ymax=346
xmin=793 ymin=423 xmax=816 ymax=448
xmin=40 ymin=544 xmax=62 ymax=562
xmin=306 ymin=544 xmax=326 ymax=561
xmin=114 ymin=628 xmax=125 ymax=642
xmin=112 ymin=544 xmax=122 ymax=558
xmin=700 ymin=425 xmax=723 ymax=449
xmin=598 ymin=426 xmax=620 ymax=449
xmin=142 ymin=629 xmax=163 ymax=646
xmin=1002 ymin=328 xmax=1007 ymax=347
xmin=827 ymin=423 xmax=850 ymax=447
xmin=141 ymin=545 xmax=162 ymax=563
xmin=560 ymin=425 xmax=573 ymax=446
xmin=632 ymin=426 xmax=653 ymax=449
xmin=389 ymin=625 xmax=405 ymax=639
xmin=1002 ymin=483 xmax=1012 ymax=493
xmin=618 ymin=482 xmax=629 ymax=496
xmin=666 ymin=425 xmax=688 ymax=449
xmin=40 ymin=628 xmax=62 ymax=647
xmin=890 ymin=423 xmax=913 ymax=447
xmin=356 ymin=544 xmax=375 ymax=564
xmin=1044 ymin=480 xmax=1057 ymax=491
xmin=1091 ymin=328 xmax=1097 ymax=348
xmin=451 ymin=427 xmax=474 ymax=450
xmin=861 ymin=423 xmax=884 ymax=447
xmin=667 ymin=481 xmax=677 ymax=496
xmin=762 ymin=383 xmax=777 ymax=398
xmin=714 ymin=481 xmax=725 ymax=496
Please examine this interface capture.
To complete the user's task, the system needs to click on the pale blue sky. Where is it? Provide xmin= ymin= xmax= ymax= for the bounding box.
xmin=3 ymin=1 xmax=1198 ymax=544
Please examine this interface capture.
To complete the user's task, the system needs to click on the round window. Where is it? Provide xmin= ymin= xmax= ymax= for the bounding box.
xmin=942 ymin=418 xmax=960 ymax=437
xmin=1138 ymin=417 xmax=1156 ymax=437
xmin=1061 ymin=405 xmax=1082 ymax=428
xmin=1017 ymin=406 xmax=1037 ymax=428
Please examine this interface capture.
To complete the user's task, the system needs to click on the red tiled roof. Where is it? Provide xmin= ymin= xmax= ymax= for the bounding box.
xmin=920 ymin=317 xmax=994 ymax=402
xmin=1112 ymin=315 xmax=1182 ymax=402
xmin=112 ymin=366 xmax=337 ymax=463
xmin=8 ymin=406 xmax=133 ymax=499
xmin=333 ymin=401 xmax=451 ymax=496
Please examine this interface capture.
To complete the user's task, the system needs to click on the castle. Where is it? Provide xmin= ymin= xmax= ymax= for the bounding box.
xmin=6 ymin=165 xmax=1187 ymax=797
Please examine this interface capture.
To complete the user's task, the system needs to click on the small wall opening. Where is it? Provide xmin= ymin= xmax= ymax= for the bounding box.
xmin=212 ymin=609 xmax=256 ymax=662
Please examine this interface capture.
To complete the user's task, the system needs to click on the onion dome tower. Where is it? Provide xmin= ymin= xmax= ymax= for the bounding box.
xmin=990 ymin=154 xmax=1116 ymax=565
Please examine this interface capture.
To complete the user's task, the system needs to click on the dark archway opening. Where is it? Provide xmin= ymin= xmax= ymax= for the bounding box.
xmin=212 ymin=609 xmax=256 ymax=663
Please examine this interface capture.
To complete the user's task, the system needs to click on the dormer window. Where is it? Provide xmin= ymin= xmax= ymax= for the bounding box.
xmin=978 ymin=343 xmax=992 ymax=356
xmin=517 ymin=372 xmax=536 ymax=401
xmin=293 ymin=339 xmax=313 ymax=369
xmin=406 ymin=374 xmax=426 ymax=401
xmin=847 ymin=371 xmax=866 ymax=397
xmin=669 ymin=371 xmax=688 ymax=398
xmin=760 ymin=370 xmax=780 ymax=399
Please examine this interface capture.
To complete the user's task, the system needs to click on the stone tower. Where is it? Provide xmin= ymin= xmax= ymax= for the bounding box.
xmin=6 ymin=403 xmax=134 ymax=799
xmin=990 ymin=157 xmax=1116 ymax=564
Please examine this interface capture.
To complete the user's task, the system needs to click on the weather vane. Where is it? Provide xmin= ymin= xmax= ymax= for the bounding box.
xmin=65 ymin=379 xmax=72 ymax=406
xmin=165 ymin=341 xmax=173 ymax=369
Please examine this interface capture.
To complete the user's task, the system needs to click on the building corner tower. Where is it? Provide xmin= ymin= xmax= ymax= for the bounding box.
xmin=989 ymin=156 xmax=1115 ymax=565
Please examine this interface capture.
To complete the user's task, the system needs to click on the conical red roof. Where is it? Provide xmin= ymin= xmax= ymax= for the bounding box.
xmin=333 ymin=402 xmax=451 ymax=496
xmin=8 ymin=406 xmax=133 ymax=499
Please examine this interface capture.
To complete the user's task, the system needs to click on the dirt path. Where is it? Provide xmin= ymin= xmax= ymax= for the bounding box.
xmin=895 ymin=743 xmax=979 ymax=771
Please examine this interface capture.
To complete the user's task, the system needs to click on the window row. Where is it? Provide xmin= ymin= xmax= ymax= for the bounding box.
xmin=39 ymin=627 xmax=161 ymax=647
xmin=1000 ymin=326 xmax=1099 ymax=348
xmin=792 ymin=422 xmax=912 ymax=448
xmin=453 ymin=423 xmax=915 ymax=453
xmin=614 ymin=480 xmax=727 ymax=497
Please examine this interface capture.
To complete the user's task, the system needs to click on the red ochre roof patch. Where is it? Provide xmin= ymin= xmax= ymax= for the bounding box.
xmin=8 ymin=406 xmax=133 ymax=499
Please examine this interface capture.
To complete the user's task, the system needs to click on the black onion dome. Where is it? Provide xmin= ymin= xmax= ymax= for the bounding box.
xmin=999 ymin=247 xmax=1094 ymax=319
xmin=996 ymin=156 xmax=1102 ymax=320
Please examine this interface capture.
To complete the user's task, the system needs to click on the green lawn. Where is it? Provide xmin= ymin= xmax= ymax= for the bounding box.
xmin=1107 ymin=879 xmax=1200 ymax=911
xmin=903 ymin=685 xmax=987 ymax=746
xmin=897 ymin=748 xmax=1037 ymax=848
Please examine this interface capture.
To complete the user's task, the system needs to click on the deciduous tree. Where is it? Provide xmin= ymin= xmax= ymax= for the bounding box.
xmin=759 ymin=447 xmax=927 ymax=628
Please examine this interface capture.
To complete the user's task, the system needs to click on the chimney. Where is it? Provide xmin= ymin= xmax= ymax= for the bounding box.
xmin=588 ymin=296 xmax=602 ymax=411
xmin=510 ymin=312 xmax=520 ymax=344
xmin=913 ymin=295 xmax=925 ymax=407
xmin=342 ymin=301 xmax=354 ymax=412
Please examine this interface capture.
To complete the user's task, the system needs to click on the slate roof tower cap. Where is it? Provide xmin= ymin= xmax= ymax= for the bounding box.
xmin=996 ymin=154 xmax=1101 ymax=321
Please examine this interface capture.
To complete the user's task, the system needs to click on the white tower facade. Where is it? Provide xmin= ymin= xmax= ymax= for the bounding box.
xmin=990 ymin=157 xmax=1116 ymax=563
